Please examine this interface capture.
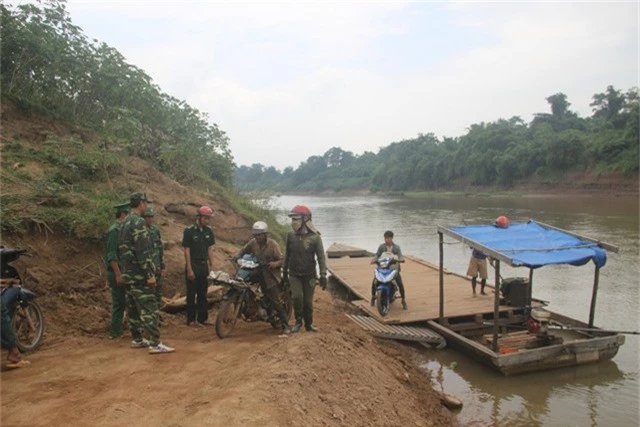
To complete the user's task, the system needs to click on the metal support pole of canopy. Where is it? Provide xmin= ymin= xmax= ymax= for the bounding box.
xmin=588 ymin=266 xmax=600 ymax=328
xmin=438 ymin=231 xmax=444 ymax=322
xmin=493 ymin=260 xmax=500 ymax=352
xmin=526 ymin=268 xmax=534 ymax=317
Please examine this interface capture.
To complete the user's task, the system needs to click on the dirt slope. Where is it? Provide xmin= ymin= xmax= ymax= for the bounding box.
xmin=1 ymin=292 xmax=455 ymax=427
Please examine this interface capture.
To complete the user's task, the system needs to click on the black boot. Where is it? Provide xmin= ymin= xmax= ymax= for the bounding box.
xmin=291 ymin=319 xmax=303 ymax=333
xmin=402 ymin=298 xmax=408 ymax=310
xmin=277 ymin=309 xmax=291 ymax=334
xmin=305 ymin=324 xmax=318 ymax=332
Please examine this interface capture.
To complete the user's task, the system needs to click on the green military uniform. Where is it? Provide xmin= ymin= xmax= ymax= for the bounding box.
xmin=104 ymin=202 xmax=129 ymax=338
xmin=119 ymin=206 xmax=160 ymax=346
xmin=182 ymin=223 xmax=215 ymax=324
xmin=144 ymin=207 xmax=165 ymax=308
xmin=284 ymin=229 xmax=327 ymax=330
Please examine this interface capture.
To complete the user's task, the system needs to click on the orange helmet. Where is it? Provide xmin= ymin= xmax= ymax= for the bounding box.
xmin=198 ymin=206 xmax=213 ymax=217
xmin=495 ymin=216 xmax=510 ymax=228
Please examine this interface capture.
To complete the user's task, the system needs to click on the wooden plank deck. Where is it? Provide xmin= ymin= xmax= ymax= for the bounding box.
xmin=327 ymin=247 xmax=525 ymax=325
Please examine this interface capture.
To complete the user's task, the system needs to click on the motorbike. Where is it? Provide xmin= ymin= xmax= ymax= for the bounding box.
xmin=0 ymin=246 xmax=45 ymax=352
xmin=214 ymin=254 xmax=292 ymax=339
xmin=372 ymin=252 xmax=400 ymax=317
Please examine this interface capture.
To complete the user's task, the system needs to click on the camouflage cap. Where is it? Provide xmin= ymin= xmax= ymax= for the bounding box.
xmin=114 ymin=202 xmax=130 ymax=215
xmin=130 ymin=191 xmax=152 ymax=206
xmin=143 ymin=206 xmax=155 ymax=217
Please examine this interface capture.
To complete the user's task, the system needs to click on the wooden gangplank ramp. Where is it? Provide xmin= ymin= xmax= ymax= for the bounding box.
xmin=327 ymin=243 xmax=518 ymax=325
xmin=345 ymin=314 xmax=446 ymax=349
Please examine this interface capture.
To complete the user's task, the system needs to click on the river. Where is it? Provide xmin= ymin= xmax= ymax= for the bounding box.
xmin=271 ymin=193 xmax=639 ymax=426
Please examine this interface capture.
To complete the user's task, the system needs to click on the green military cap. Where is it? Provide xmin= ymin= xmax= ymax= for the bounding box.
xmin=114 ymin=202 xmax=130 ymax=215
xmin=143 ymin=206 xmax=155 ymax=217
xmin=130 ymin=191 xmax=153 ymax=206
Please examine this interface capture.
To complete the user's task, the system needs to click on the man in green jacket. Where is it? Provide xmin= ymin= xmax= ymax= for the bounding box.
xmin=283 ymin=205 xmax=327 ymax=333
xmin=119 ymin=192 xmax=174 ymax=354
xmin=104 ymin=201 xmax=129 ymax=339
xmin=182 ymin=206 xmax=216 ymax=327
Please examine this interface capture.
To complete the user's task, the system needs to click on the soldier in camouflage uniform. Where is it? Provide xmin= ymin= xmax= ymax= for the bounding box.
xmin=143 ymin=206 xmax=165 ymax=310
xmin=105 ymin=201 xmax=130 ymax=339
xmin=118 ymin=192 xmax=174 ymax=354
xmin=283 ymin=205 xmax=327 ymax=333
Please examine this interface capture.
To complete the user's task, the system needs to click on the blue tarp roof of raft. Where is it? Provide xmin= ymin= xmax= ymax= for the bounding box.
xmin=447 ymin=220 xmax=607 ymax=269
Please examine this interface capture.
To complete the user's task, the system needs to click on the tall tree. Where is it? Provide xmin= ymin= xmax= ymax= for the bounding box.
xmin=590 ymin=85 xmax=626 ymax=126
xmin=546 ymin=93 xmax=571 ymax=118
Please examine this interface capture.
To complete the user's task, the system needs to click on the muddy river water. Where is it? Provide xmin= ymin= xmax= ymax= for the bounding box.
xmin=273 ymin=193 xmax=639 ymax=426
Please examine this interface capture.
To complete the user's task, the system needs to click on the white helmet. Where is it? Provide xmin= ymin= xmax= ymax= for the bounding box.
xmin=252 ymin=221 xmax=269 ymax=235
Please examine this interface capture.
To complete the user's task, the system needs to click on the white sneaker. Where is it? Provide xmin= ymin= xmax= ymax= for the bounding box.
xmin=148 ymin=343 xmax=175 ymax=354
xmin=131 ymin=338 xmax=151 ymax=348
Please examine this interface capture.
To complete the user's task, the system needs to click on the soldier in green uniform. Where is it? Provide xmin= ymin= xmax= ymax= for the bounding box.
xmin=119 ymin=192 xmax=174 ymax=354
xmin=283 ymin=205 xmax=327 ymax=333
xmin=143 ymin=206 xmax=165 ymax=310
xmin=182 ymin=206 xmax=216 ymax=327
xmin=104 ymin=201 xmax=130 ymax=339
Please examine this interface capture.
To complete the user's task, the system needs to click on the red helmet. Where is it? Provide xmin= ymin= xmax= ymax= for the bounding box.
xmin=198 ymin=206 xmax=213 ymax=217
xmin=288 ymin=205 xmax=312 ymax=219
xmin=495 ymin=215 xmax=510 ymax=228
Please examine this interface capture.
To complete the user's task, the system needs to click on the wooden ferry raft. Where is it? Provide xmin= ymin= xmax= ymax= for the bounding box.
xmin=326 ymin=230 xmax=625 ymax=376
xmin=326 ymin=243 xmax=533 ymax=326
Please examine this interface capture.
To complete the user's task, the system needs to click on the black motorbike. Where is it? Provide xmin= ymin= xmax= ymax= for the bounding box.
xmin=214 ymin=254 xmax=292 ymax=339
xmin=0 ymin=246 xmax=45 ymax=352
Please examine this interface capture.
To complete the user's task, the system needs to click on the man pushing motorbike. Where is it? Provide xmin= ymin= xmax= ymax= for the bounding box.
xmin=232 ymin=221 xmax=291 ymax=334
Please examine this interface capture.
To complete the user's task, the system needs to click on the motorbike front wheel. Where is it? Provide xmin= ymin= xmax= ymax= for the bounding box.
xmin=215 ymin=297 xmax=242 ymax=339
xmin=375 ymin=289 xmax=390 ymax=317
xmin=13 ymin=300 xmax=45 ymax=352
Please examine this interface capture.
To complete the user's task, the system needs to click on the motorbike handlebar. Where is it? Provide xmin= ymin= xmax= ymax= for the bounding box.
xmin=0 ymin=247 xmax=29 ymax=259
xmin=374 ymin=257 xmax=398 ymax=265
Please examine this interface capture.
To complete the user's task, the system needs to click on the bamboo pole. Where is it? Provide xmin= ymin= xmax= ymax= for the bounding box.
xmin=527 ymin=268 xmax=534 ymax=316
xmin=438 ymin=231 xmax=444 ymax=322
xmin=493 ymin=260 xmax=500 ymax=352
xmin=588 ymin=265 xmax=600 ymax=328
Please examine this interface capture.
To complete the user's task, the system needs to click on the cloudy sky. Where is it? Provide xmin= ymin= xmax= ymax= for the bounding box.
xmin=64 ymin=1 xmax=638 ymax=170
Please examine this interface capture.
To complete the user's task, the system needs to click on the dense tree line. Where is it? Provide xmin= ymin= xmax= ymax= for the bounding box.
xmin=1 ymin=0 xmax=234 ymax=187
xmin=236 ymin=86 xmax=638 ymax=192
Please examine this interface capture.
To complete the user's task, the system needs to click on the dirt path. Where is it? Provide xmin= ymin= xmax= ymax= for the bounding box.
xmin=0 ymin=292 xmax=455 ymax=427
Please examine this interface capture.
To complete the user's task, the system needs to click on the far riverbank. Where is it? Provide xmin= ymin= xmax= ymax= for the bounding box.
xmin=296 ymin=170 xmax=639 ymax=199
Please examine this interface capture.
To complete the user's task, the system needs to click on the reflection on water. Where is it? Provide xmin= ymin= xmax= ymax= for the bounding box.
xmin=421 ymin=350 xmax=627 ymax=426
xmin=273 ymin=194 xmax=639 ymax=426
